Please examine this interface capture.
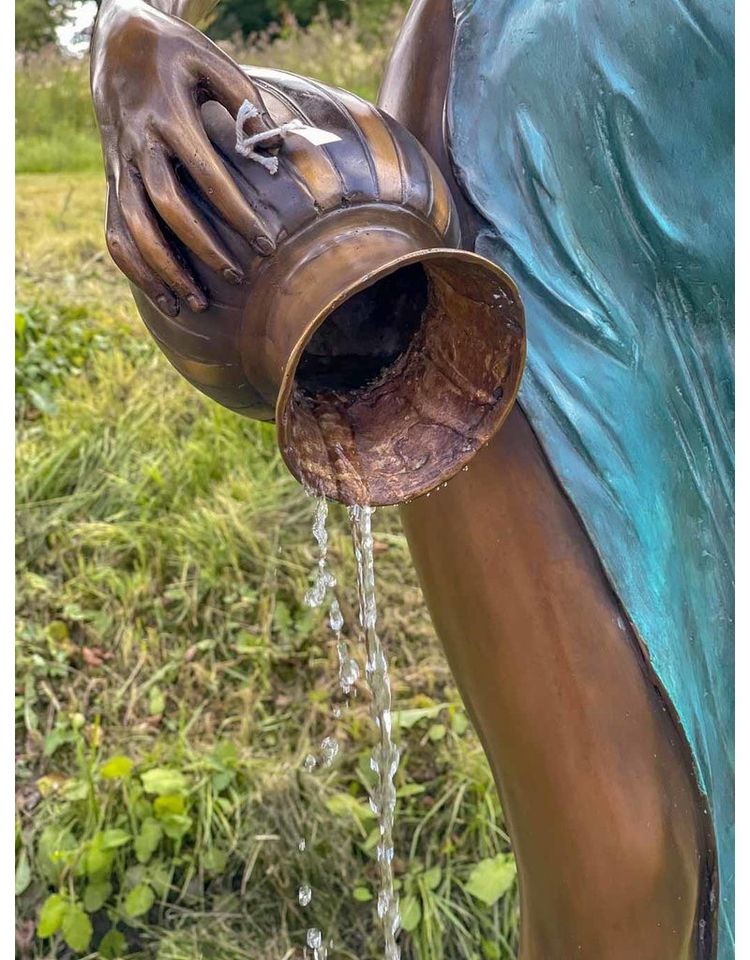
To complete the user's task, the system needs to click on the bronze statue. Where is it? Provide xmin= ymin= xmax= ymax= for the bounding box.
xmin=91 ymin=0 xmax=734 ymax=956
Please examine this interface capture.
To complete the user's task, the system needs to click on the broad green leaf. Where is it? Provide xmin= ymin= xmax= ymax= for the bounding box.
xmin=153 ymin=793 xmax=185 ymax=817
xmin=325 ymin=792 xmax=375 ymax=823
xmin=62 ymin=901 xmax=93 ymax=952
xmin=428 ymin=723 xmax=446 ymax=741
xmin=141 ymin=768 xmax=187 ymax=796
xmin=124 ymin=882 xmax=154 ymax=918
xmin=100 ymin=755 xmax=134 ymax=779
xmin=396 ymin=784 xmax=425 ymax=798
xmin=43 ymin=726 xmax=75 ymax=757
xmin=422 ymin=866 xmax=442 ymax=890
xmin=15 ymin=849 xmax=31 ymax=895
xmin=353 ymin=885 xmax=372 ymax=902
xmin=451 ymin=712 xmax=469 ymax=736
xmin=393 ymin=705 xmax=444 ymax=729
xmin=160 ymin=813 xmax=193 ymax=841
xmin=400 ymin=893 xmax=422 ymax=932
xmin=99 ymin=927 xmax=127 ymax=959
xmin=102 ymin=829 xmax=131 ymax=849
xmin=38 ymin=893 xmax=66 ymax=937
xmin=83 ymin=879 xmax=111 ymax=912
xmin=465 ymin=854 xmax=516 ymax=906
xmin=135 ymin=818 xmax=162 ymax=864
xmin=85 ymin=834 xmax=114 ymax=878
xmin=37 ymin=826 xmax=76 ymax=884
xmin=148 ymin=860 xmax=172 ymax=898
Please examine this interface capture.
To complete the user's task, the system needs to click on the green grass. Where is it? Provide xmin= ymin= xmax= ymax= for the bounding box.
xmin=15 ymin=26 xmax=519 ymax=959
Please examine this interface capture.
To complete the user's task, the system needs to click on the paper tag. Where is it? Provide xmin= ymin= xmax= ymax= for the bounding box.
xmin=289 ymin=124 xmax=342 ymax=146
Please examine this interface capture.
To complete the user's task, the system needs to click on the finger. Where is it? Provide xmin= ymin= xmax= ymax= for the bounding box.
xmin=139 ymin=147 xmax=245 ymax=284
xmin=166 ymin=117 xmax=276 ymax=256
xmin=117 ymin=167 xmax=208 ymax=312
xmin=105 ymin=184 xmax=179 ymax=318
xmin=195 ymin=51 xmax=277 ymax=136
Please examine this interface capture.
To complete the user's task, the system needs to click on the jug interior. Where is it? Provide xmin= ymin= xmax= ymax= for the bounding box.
xmin=295 ymin=265 xmax=429 ymax=396
xmin=277 ymin=252 xmax=525 ymax=506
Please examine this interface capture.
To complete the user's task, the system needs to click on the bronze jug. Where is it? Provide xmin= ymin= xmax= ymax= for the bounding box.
xmin=131 ymin=68 xmax=526 ymax=505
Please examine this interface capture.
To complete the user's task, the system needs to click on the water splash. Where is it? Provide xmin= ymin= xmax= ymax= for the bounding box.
xmin=299 ymin=884 xmax=312 ymax=906
xmin=349 ymin=504 xmax=401 ymax=960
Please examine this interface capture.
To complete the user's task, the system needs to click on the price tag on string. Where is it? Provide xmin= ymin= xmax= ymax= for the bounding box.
xmin=286 ymin=124 xmax=342 ymax=146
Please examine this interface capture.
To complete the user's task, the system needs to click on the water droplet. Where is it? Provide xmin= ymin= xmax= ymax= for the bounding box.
xmin=298 ymin=838 xmax=306 ymax=852
xmin=329 ymin=599 xmax=344 ymax=633
xmin=307 ymin=928 xmax=322 ymax=949
xmin=340 ymin=656 xmax=360 ymax=692
xmin=298 ymin=884 xmax=312 ymax=906
xmin=332 ymin=704 xmax=342 ymax=719
xmin=303 ymin=754 xmax=317 ymax=772
xmin=320 ymin=736 xmax=339 ymax=767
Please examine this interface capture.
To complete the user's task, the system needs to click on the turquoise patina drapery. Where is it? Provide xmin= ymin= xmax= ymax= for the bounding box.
xmin=447 ymin=0 xmax=734 ymax=953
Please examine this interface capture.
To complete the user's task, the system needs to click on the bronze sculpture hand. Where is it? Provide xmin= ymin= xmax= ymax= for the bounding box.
xmin=91 ymin=0 xmax=279 ymax=317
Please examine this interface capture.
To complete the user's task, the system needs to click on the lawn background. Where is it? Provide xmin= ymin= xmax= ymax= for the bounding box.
xmin=15 ymin=11 xmax=519 ymax=959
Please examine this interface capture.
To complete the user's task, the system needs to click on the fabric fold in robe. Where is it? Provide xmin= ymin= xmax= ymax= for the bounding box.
xmin=447 ymin=0 xmax=734 ymax=954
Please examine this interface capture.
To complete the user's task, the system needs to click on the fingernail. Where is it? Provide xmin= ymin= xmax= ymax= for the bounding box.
xmin=223 ymin=266 xmax=244 ymax=284
xmin=157 ymin=294 xmax=178 ymax=317
xmin=252 ymin=236 xmax=275 ymax=257
xmin=187 ymin=294 xmax=208 ymax=313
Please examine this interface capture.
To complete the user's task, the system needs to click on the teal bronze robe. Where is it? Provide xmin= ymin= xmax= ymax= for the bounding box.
xmin=447 ymin=1 xmax=734 ymax=953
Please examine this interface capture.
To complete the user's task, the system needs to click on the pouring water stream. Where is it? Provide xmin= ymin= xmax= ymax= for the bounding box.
xmin=301 ymin=495 xmax=401 ymax=960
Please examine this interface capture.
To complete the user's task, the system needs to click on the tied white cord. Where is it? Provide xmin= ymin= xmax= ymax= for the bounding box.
xmin=234 ymin=99 xmax=341 ymax=174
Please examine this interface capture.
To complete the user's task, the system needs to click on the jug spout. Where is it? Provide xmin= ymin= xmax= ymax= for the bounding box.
xmin=244 ymin=207 xmax=525 ymax=505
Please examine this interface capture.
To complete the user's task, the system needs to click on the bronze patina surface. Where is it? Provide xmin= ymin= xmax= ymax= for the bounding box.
xmin=91 ymin=0 xmax=716 ymax=955
xmin=99 ymin=43 xmax=526 ymax=504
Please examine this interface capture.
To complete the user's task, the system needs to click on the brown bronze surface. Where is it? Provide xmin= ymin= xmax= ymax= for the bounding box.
xmin=123 ymin=66 xmax=526 ymax=505
xmin=91 ymin=0 xmax=715 ymax=954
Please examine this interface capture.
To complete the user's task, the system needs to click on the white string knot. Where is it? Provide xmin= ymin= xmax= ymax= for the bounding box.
xmin=234 ymin=100 xmax=305 ymax=175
